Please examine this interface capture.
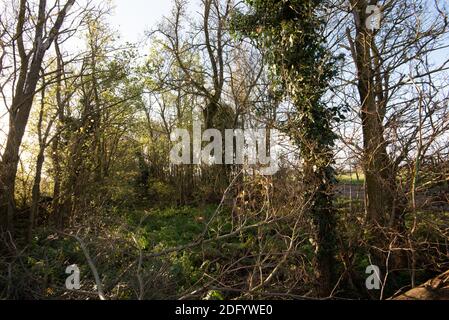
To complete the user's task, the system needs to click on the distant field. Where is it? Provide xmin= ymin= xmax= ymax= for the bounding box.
xmin=337 ymin=172 xmax=365 ymax=185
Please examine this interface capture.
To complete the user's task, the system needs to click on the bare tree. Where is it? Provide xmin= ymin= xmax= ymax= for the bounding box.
xmin=328 ymin=0 xmax=449 ymax=228
xmin=0 ymin=0 xmax=76 ymax=231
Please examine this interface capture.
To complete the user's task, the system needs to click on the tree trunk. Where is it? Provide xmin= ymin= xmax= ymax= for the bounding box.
xmin=303 ymin=158 xmax=337 ymax=297
xmin=51 ymin=138 xmax=63 ymax=228
xmin=0 ymin=94 xmax=36 ymax=231
xmin=28 ymin=150 xmax=45 ymax=242
xmin=0 ymin=0 xmax=75 ymax=232
xmin=349 ymin=0 xmax=405 ymax=228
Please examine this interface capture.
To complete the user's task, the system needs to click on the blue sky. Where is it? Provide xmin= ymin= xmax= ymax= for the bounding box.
xmin=109 ymin=0 xmax=202 ymax=44
xmin=109 ymin=0 xmax=173 ymax=43
xmin=1 ymin=0 xmax=180 ymax=145
xmin=1 ymin=0 xmax=448 ymax=148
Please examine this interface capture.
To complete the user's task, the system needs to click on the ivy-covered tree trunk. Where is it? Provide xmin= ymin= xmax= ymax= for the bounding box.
xmin=233 ymin=0 xmax=340 ymax=297
xmin=299 ymin=113 xmax=338 ymax=297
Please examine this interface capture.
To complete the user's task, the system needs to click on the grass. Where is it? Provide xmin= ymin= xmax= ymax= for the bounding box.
xmin=338 ymin=172 xmax=365 ymax=185
xmin=127 ymin=206 xmax=218 ymax=249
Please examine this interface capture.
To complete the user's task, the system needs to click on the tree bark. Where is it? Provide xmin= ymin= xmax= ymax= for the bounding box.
xmin=28 ymin=150 xmax=45 ymax=242
xmin=349 ymin=0 xmax=405 ymax=228
xmin=0 ymin=0 xmax=75 ymax=232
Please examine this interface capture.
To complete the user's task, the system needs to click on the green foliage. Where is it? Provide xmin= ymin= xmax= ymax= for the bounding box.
xmin=147 ymin=179 xmax=178 ymax=205
xmin=232 ymin=0 xmax=342 ymax=151
xmin=232 ymin=0 xmax=341 ymax=295
xmin=204 ymin=290 xmax=224 ymax=300
xmin=129 ymin=206 xmax=215 ymax=247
